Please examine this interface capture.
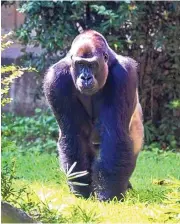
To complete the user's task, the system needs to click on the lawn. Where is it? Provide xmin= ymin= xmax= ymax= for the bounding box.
xmin=2 ymin=113 xmax=180 ymax=223
xmin=2 ymin=148 xmax=180 ymax=223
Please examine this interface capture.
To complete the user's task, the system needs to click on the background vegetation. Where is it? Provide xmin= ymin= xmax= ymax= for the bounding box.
xmin=1 ymin=1 xmax=180 ymax=223
xmin=15 ymin=1 xmax=180 ymax=149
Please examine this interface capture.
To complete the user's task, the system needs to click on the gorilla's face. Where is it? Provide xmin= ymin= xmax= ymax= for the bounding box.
xmin=70 ymin=39 xmax=109 ymax=96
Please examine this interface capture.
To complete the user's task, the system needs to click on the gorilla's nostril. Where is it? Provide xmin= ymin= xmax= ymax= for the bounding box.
xmin=80 ymin=74 xmax=93 ymax=81
xmin=80 ymin=75 xmax=86 ymax=80
xmin=87 ymin=76 xmax=92 ymax=81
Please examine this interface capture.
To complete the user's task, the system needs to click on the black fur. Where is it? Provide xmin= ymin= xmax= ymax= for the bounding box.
xmin=44 ymin=32 xmax=138 ymax=201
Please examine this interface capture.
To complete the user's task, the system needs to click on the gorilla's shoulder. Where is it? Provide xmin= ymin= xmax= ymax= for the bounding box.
xmin=51 ymin=57 xmax=71 ymax=76
xmin=116 ymin=55 xmax=138 ymax=72
xmin=116 ymin=55 xmax=138 ymax=81
xmin=44 ymin=57 xmax=71 ymax=91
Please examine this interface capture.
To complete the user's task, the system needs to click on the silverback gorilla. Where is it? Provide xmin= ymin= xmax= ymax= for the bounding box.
xmin=44 ymin=30 xmax=144 ymax=201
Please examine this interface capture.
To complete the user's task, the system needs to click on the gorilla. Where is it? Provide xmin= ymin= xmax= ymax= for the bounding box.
xmin=44 ymin=30 xmax=144 ymax=201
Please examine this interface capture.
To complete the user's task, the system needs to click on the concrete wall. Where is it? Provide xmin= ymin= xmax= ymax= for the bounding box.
xmin=1 ymin=3 xmax=48 ymax=115
xmin=1 ymin=2 xmax=25 ymax=32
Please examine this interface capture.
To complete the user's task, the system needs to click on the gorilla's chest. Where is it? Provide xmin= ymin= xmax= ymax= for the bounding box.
xmin=90 ymin=121 xmax=101 ymax=145
xmin=77 ymin=92 xmax=103 ymax=145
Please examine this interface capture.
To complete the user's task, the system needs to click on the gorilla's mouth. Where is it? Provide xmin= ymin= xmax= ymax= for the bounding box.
xmin=81 ymin=87 xmax=98 ymax=95
xmin=76 ymin=79 xmax=98 ymax=95
xmin=78 ymin=85 xmax=98 ymax=95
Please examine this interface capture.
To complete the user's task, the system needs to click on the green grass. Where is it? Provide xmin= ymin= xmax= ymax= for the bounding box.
xmin=1 ymin=112 xmax=180 ymax=223
xmin=2 ymin=149 xmax=180 ymax=223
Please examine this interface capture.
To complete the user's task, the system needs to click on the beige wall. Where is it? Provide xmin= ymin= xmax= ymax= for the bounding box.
xmin=1 ymin=3 xmax=25 ymax=59
xmin=1 ymin=2 xmax=25 ymax=34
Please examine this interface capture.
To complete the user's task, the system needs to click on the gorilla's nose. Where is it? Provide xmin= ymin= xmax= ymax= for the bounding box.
xmin=80 ymin=74 xmax=93 ymax=86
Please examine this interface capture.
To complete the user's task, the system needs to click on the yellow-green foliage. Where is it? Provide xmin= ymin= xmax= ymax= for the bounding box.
xmin=1 ymin=33 xmax=34 ymax=106
xmin=1 ymin=65 xmax=24 ymax=106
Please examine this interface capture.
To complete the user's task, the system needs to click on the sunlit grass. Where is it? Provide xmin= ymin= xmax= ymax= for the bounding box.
xmin=2 ymin=150 xmax=180 ymax=223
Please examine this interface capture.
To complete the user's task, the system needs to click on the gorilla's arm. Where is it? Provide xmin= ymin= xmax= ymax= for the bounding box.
xmin=129 ymin=92 xmax=144 ymax=157
xmin=44 ymin=59 xmax=92 ymax=197
xmin=92 ymin=57 xmax=138 ymax=201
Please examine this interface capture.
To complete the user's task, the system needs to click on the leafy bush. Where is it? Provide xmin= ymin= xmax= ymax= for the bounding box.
xmin=144 ymin=99 xmax=180 ymax=150
xmin=158 ymin=100 xmax=180 ymax=150
xmin=2 ymin=109 xmax=58 ymax=154
xmin=15 ymin=1 xmax=180 ymax=149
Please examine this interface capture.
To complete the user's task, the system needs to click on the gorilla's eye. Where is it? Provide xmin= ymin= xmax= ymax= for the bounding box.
xmin=103 ymin=53 xmax=108 ymax=62
xmin=78 ymin=62 xmax=84 ymax=68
